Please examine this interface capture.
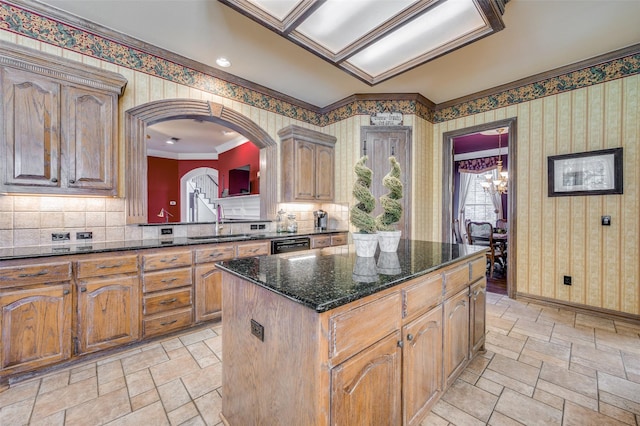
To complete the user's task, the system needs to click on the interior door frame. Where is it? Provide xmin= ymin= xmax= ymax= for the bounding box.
xmin=441 ymin=118 xmax=517 ymax=298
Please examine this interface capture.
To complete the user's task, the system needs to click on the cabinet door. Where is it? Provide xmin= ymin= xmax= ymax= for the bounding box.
xmin=77 ymin=275 xmax=139 ymax=354
xmin=293 ymin=140 xmax=316 ymax=200
xmin=315 ymin=143 xmax=334 ymax=200
xmin=0 ymin=283 xmax=71 ymax=374
xmin=194 ymin=265 xmax=222 ymax=323
xmin=470 ymin=278 xmax=487 ymax=356
xmin=331 ymin=332 xmax=402 ymax=426
xmin=403 ymin=305 xmax=443 ymax=426
xmin=443 ymin=287 xmax=469 ymax=386
xmin=64 ymin=86 xmax=116 ymax=193
xmin=1 ymin=67 xmax=61 ymax=190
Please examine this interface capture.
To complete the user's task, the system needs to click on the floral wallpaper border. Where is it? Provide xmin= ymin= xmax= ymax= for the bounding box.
xmin=1 ymin=2 xmax=639 ymax=127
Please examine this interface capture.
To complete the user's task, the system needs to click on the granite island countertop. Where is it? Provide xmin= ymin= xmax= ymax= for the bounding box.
xmin=216 ymin=239 xmax=486 ymax=312
xmin=0 ymin=229 xmax=347 ymax=261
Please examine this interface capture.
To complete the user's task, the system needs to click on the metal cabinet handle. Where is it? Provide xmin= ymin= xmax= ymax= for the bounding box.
xmin=160 ymin=257 xmax=179 ymax=263
xmin=159 ymin=298 xmax=177 ymax=305
xmin=97 ymin=262 xmax=124 ymax=269
xmin=160 ymin=319 xmax=178 ymax=326
xmin=18 ymin=270 xmax=48 ymax=278
xmin=161 ymin=278 xmax=177 ymax=283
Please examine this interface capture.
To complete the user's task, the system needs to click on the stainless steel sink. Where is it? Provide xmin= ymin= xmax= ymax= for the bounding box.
xmin=187 ymin=234 xmax=267 ymax=241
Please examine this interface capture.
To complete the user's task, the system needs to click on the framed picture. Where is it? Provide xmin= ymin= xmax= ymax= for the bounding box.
xmin=548 ymin=148 xmax=623 ymax=197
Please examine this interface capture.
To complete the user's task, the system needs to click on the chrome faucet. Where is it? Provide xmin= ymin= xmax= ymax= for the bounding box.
xmin=214 ymin=203 xmax=225 ymax=236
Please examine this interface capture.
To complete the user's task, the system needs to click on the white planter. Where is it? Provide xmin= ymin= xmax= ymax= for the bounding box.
xmin=351 ymin=232 xmax=379 ymax=257
xmin=378 ymin=230 xmax=402 ymax=252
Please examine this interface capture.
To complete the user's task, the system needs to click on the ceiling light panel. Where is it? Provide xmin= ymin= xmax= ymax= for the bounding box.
xmin=295 ymin=0 xmax=417 ymax=54
xmin=347 ymin=0 xmax=487 ymax=78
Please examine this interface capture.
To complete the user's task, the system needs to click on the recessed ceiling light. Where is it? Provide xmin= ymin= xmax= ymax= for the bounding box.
xmin=216 ymin=57 xmax=231 ymax=67
xmin=166 ymin=137 xmax=179 ymax=145
xmin=222 ymin=130 xmax=235 ymax=136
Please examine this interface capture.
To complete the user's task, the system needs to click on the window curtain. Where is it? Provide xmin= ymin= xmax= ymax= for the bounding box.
xmin=487 ymin=169 xmax=504 ymax=220
xmin=457 ymin=172 xmax=474 ymax=242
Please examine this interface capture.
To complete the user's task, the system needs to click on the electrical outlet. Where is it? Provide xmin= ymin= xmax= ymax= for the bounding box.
xmin=563 ymin=275 xmax=572 ymax=285
xmin=251 ymin=224 xmax=258 ymax=230
xmin=161 ymin=228 xmax=173 ymax=235
xmin=76 ymin=231 xmax=92 ymax=240
xmin=601 ymin=215 xmax=611 ymax=226
xmin=258 ymin=224 xmax=266 ymax=230
xmin=250 ymin=319 xmax=264 ymax=341
xmin=51 ymin=232 xmax=70 ymax=241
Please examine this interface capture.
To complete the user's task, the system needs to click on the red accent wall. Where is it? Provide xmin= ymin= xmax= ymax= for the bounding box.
xmin=147 ymin=157 xmax=180 ymax=223
xmin=218 ymin=142 xmax=260 ymax=196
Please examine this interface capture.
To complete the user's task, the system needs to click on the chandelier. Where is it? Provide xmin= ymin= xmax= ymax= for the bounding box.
xmin=480 ymin=127 xmax=508 ymax=195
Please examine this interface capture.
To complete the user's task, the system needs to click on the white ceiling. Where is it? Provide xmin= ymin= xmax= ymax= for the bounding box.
xmin=32 ymin=0 xmax=640 ymax=153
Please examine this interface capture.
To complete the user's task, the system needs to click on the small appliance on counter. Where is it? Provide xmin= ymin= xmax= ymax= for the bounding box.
xmin=314 ymin=209 xmax=328 ymax=230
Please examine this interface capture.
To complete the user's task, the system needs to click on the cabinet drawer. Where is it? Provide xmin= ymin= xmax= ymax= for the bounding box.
xmin=142 ymin=250 xmax=192 ymax=271
xmin=143 ymin=288 xmax=192 ymax=316
xmin=237 ymin=242 xmax=270 ymax=258
xmin=329 ymin=292 xmax=401 ymax=365
xmin=0 ymin=262 xmax=71 ymax=287
xmin=330 ymin=233 xmax=347 ymax=246
xmin=195 ymin=245 xmax=236 ymax=264
xmin=444 ymin=263 xmax=470 ymax=299
xmin=143 ymin=307 xmax=192 ymax=337
xmin=311 ymin=236 xmax=331 ymax=249
xmin=143 ymin=268 xmax=192 ymax=293
xmin=470 ymin=256 xmax=486 ymax=282
xmin=76 ymin=255 xmax=138 ymax=278
xmin=402 ymin=273 xmax=443 ymax=321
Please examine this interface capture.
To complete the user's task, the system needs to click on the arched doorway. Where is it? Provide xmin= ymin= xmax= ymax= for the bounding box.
xmin=180 ymin=167 xmax=219 ymax=222
xmin=124 ymin=99 xmax=277 ymax=224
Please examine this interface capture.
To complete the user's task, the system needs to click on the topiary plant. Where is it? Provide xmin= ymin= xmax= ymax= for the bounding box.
xmin=350 ymin=156 xmax=377 ymax=234
xmin=376 ymin=156 xmax=403 ymax=231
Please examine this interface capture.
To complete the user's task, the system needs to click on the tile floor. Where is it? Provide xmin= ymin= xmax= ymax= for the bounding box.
xmin=3 ymin=293 xmax=640 ymax=425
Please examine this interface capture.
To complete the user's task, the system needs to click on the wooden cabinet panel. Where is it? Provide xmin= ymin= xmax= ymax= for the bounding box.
xmin=0 ymin=261 xmax=71 ymax=288
xmin=143 ymin=307 xmax=192 ymax=338
xmin=311 ymin=235 xmax=331 ymax=249
xmin=76 ymin=254 xmax=138 ymax=278
xmin=331 ymin=332 xmax=402 ymax=426
xmin=142 ymin=250 xmax=192 ymax=272
xmin=315 ymin=144 xmax=334 ymax=200
xmin=444 ymin=288 xmax=470 ymax=386
xmin=236 ymin=241 xmax=269 ymax=258
xmin=470 ymin=278 xmax=487 ymax=356
xmin=143 ymin=288 xmax=192 ymax=316
xmin=142 ymin=267 xmax=192 ymax=293
xmin=329 ymin=292 xmax=401 ymax=365
xmin=195 ymin=244 xmax=236 ymax=264
xmin=443 ymin=262 xmax=469 ymax=299
xmin=77 ymin=275 xmax=139 ymax=354
xmin=0 ymin=283 xmax=72 ymax=373
xmin=330 ymin=233 xmax=347 ymax=246
xmin=194 ymin=265 xmax=222 ymax=323
xmin=402 ymin=273 xmax=442 ymax=321
xmin=470 ymin=257 xmax=486 ymax=282
xmin=292 ymin=140 xmax=315 ymax=200
xmin=1 ymin=67 xmax=61 ymax=189
xmin=403 ymin=305 xmax=443 ymax=426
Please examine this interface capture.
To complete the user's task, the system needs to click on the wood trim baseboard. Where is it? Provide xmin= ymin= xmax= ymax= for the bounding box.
xmin=515 ymin=292 xmax=640 ymax=326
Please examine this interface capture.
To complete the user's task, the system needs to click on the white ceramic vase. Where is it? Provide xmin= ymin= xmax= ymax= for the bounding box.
xmin=351 ymin=232 xmax=379 ymax=257
xmin=377 ymin=230 xmax=402 ymax=252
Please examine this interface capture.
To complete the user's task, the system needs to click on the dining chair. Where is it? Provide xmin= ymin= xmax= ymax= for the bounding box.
xmin=496 ymin=218 xmax=507 ymax=232
xmin=466 ymin=221 xmax=505 ymax=277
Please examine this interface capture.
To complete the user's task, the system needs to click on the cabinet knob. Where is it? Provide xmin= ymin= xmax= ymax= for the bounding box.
xmin=80 ymin=287 xmax=87 ymax=292
xmin=407 ymin=334 xmax=414 ymax=341
xmin=51 ymin=178 xmax=58 ymax=183
xmin=69 ymin=179 xmax=76 ymax=184
xmin=397 ymin=340 xmax=404 ymax=348
xmin=63 ymin=289 xmax=70 ymax=295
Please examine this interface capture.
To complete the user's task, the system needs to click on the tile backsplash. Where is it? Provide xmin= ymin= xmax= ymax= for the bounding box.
xmin=0 ymin=195 xmax=350 ymax=247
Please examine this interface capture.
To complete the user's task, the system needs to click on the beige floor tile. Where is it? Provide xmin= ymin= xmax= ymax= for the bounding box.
xmin=551 ymin=323 xmax=595 ymax=345
xmin=511 ymin=319 xmax=553 ymax=341
xmin=569 ymin=362 xmax=597 ymax=378
xmin=149 ymin=351 xmax=200 ymax=386
xmin=475 ymin=377 xmax=504 ymax=396
xmin=161 ymin=338 xmax=184 ymax=352
xmin=203 ymin=335 xmax=222 ymax=358
xmin=28 ymin=410 xmax=65 ymax=426
xmin=194 ymin=391 xmax=222 ymax=426
xmin=99 ymin=376 xmax=127 ymax=396
xmin=487 ymin=354 xmax=540 ymax=386
xmin=179 ymin=415 xmax=207 ymax=426
xmin=157 ymin=379 xmax=191 ymax=412
xmin=0 ymin=379 xmax=40 ymax=409
xmin=420 ymin=411 xmax=450 ymax=425
xmin=539 ymin=362 xmax=597 ymax=399
xmin=562 ymin=401 xmax=626 ymax=426
xmin=65 ymin=387 xmax=131 ymax=426
xmin=480 ymin=369 xmax=535 ymax=397
xmin=95 ymin=348 xmax=142 ymax=366
xmin=536 ymin=379 xmax=598 ymax=411
xmin=532 ymin=388 xmax=564 ymax=410
xmin=596 ymin=329 xmax=640 ymax=355
xmin=441 ymin=379 xmax=498 ymax=422
xmin=125 ymin=369 xmax=155 ymax=397
xmin=69 ymin=363 xmax=96 ymax=384
xmin=521 ymin=338 xmax=571 ymax=368
xmin=621 ymin=351 xmax=640 ymax=383
xmin=179 ymin=329 xmax=217 ymax=346
xmin=517 ymin=353 xmax=543 ymax=369
xmin=31 ymin=376 xmax=98 ymax=420
xmin=181 ymin=363 xmax=222 ymax=400
xmin=431 ymin=399 xmax=486 ymax=426
xmin=599 ymin=401 xmax=637 ymax=425
xmin=571 ymin=343 xmax=625 ymax=377
xmin=488 ymin=410 xmax=525 ymax=426
xmin=485 ymin=333 xmax=526 ymax=359
xmin=130 ymin=388 xmax=160 ymax=411
xmin=494 ymin=389 xmax=562 ymax=425
xmin=576 ymin=313 xmax=616 ymax=332
xmin=537 ymin=306 xmax=576 ymax=326
xmin=167 ymin=401 xmax=199 ymax=426
xmin=38 ymin=371 xmax=69 ymax=395
xmin=599 ymin=390 xmax=640 ymax=416
xmin=0 ymin=397 xmax=34 ymax=425
xmin=105 ymin=400 xmax=169 ymax=426
xmin=166 ymin=346 xmax=191 ymax=360
xmin=97 ymin=360 xmax=124 ymax=385
xmin=598 ymin=371 xmax=640 ymax=404
xmin=121 ymin=346 xmax=169 ymax=375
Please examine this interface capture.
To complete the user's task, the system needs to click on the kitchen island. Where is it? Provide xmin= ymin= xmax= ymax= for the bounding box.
xmin=216 ymin=240 xmax=487 ymax=426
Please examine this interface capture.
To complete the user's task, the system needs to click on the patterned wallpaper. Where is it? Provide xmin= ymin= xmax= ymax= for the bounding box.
xmin=1 ymin=1 xmax=637 ymax=125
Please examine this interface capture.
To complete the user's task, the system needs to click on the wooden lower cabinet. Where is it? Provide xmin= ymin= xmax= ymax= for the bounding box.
xmin=403 ymin=305 xmax=443 ymax=426
xmin=331 ymin=331 xmax=402 ymax=426
xmin=0 ymin=283 xmax=72 ymax=374
xmin=444 ymin=288 xmax=470 ymax=386
xmin=470 ymin=278 xmax=487 ymax=356
xmin=194 ymin=265 xmax=223 ymax=323
xmin=76 ymin=275 xmax=140 ymax=354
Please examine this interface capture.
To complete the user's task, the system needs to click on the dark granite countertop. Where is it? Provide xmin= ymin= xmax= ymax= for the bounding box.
xmin=216 ymin=240 xmax=487 ymax=313
xmin=0 ymin=230 xmax=347 ymax=261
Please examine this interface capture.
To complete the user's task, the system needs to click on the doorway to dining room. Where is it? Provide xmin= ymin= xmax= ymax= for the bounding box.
xmin=442 ymin=118 xmax=517 ymax=297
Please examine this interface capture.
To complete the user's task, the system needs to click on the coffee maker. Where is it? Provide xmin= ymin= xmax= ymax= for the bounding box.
xmin=313 ymin=209 xmax=328 ymax=230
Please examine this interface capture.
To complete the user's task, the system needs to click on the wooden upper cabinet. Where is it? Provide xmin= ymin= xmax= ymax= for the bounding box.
xmin=0 ymin=41 xmax=126 ymax=195
xmin=279 ymin=125 xmax=336 ymax=202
